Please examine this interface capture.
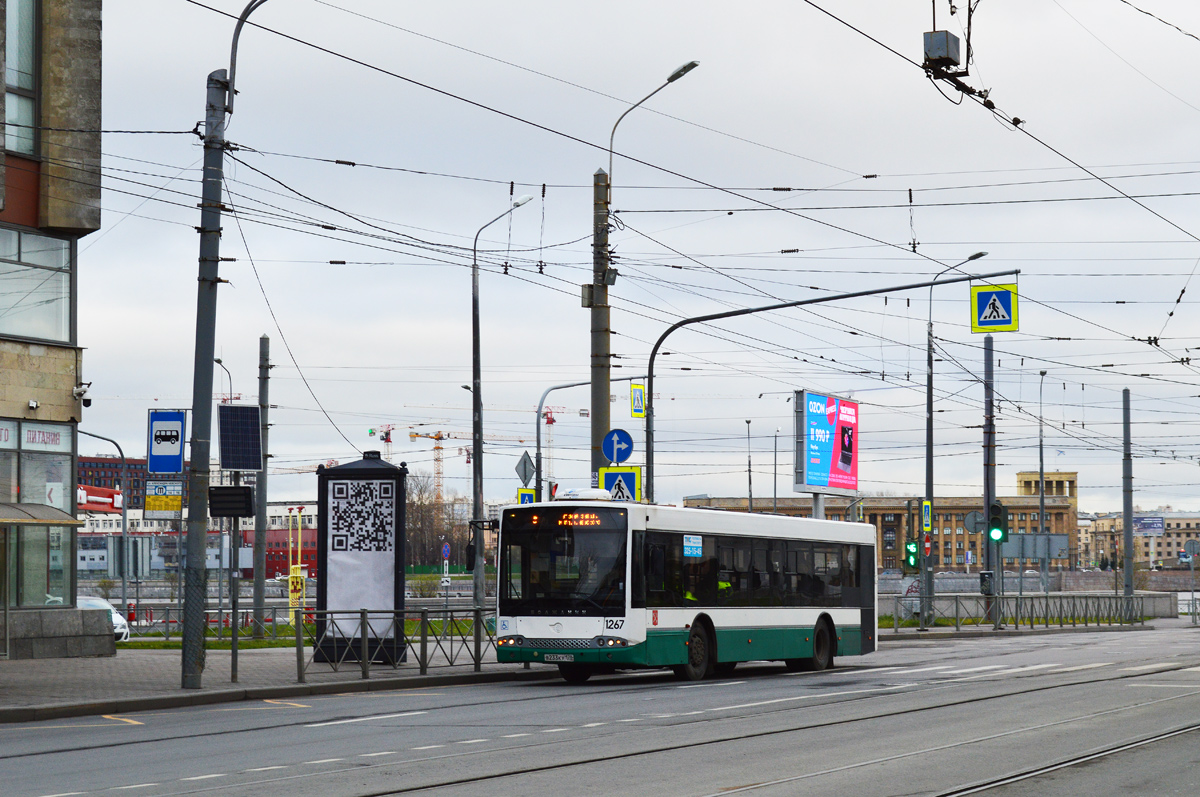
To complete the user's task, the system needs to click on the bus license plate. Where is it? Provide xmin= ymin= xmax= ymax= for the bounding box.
xmin=544 ymin=654 xmax=574 ymax=662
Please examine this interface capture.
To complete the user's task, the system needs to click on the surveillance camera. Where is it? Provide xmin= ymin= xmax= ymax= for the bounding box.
xmin=72 ymin=385 xmax=89 ymax=400
xmin=28 ymin=400 xmax=38 ymax=410
xmin=82 ymin=397 xmax=92 ymax=408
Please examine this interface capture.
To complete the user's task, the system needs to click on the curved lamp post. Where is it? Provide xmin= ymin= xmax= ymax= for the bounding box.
xmin=591 ymin=61 xmax=698 ymax=480
xmin=471 ymin=195 xmax=533 ymax=609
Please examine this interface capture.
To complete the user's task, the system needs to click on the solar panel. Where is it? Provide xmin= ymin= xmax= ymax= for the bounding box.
xmin=217 ymin=404 xmax=263 ymax=471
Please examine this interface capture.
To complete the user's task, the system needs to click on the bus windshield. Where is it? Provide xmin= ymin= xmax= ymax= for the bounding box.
xmin=500 ymin=506 xmax=628 ymax=617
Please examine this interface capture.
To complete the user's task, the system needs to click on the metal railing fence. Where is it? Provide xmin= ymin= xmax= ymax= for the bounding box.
xmin=891 ymin=594 xmax=1146 ymax=632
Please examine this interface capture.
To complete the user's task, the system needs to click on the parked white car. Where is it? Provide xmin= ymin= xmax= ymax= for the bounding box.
xmin=78 ymin=596 xmax=130 ymax=643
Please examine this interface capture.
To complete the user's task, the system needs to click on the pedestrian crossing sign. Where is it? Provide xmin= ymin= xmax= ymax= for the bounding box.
xmin=517 ymin=488 xmax=536 ymax=504
xmin=631 ymin=383 xmax=646 ymax=419
xmin=599 ymin=466 xmax=642 ymax=502
xmin=971 ymin=284 xmax=1019 ymax=333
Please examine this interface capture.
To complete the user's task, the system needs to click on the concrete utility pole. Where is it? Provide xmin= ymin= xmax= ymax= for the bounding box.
xmin=745 ymin=420 xmax=753 ymax=513
xmin=984 ymin=335 xmax=999 ymax=628
xmin=1123 ymin=388 xmax=1134 ymax=597
xmin=590 ymin=169 xmax=611 ymax=486
xmin=253 ymin=335 xmax=270 ymax=637
xmin=184 ymin=0 xmax=272 ymax=689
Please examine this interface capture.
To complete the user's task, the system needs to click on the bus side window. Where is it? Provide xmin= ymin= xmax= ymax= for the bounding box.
xmin=841 ymin=543 xmax=860 ymax=608
xmin=648 ymin=544 xmax=666 ymax=593
xmin=631 ymin=531 xmax=646 ymax=608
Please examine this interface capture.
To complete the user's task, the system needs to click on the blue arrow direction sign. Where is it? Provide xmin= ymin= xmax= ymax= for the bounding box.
xmin=603 ymin=428 xmax=634 ymax=464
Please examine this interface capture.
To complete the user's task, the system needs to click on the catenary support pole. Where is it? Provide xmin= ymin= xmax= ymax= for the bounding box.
xmin=1123 ymin=388 xmax=1134 ymax=596
xmin=184 ymin=0 xmax=274 ymax=689
xmin=254 ymin=335 xmax=269 ymax=637
xmin=590 ymin=169 xmax=611 ymax=486
xmin=183 ymin=68 xmax=230 ymax=689
xmin=984 ymin=335 xmax=999 ymax=628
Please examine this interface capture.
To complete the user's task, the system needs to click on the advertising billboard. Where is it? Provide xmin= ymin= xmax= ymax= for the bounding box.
xmin=794 ymin=390 xmax=859 ymax=496
xmin=1132 ymin=516 xmax=1164 ymax=537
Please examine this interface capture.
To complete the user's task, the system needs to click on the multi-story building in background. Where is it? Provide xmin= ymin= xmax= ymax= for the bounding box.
xmin=0 ymin=0 xmax=102 ymax=659
xmin=1089 ymin=510 xmax=1200 ymax=568
xmin=683 ymin=471 xmax=1080 ymax=572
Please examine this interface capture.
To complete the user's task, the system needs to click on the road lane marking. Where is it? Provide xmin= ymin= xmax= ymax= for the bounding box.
xmin=677 ymin=680 xmax=746 ymax=689
xmin=958 ymin=663 xmax=1060 ymax=679
xmin=891 ymin=665 xmax=954 ymax=675
xmin=1184 ymin=666 xmax=1200 ymax=672
xmin=1125 ymin=684 xmax=1198 ymax=688
xmin=1046 ymin=663 xmax=1113 ymax=673
xmin=304 ymin=758 xmax=344 ymax=764
xmin=618 ymin=718 xmax=641 ymax=722
xmin=412 ymin=745 xmax=443 ymax=750
xmin=1122 ymin=663 xmax=1176 ymax=671
xmin=359 ymin=751 xmax=397 ymax=757
xmin=582 ymin=722 xmax=606 ymax=727
xmin=541 ymin=728 xmax=569 ymax=733
xmin=457 ymin=739 xmax=488 ymax=745
xmin=711 ymin=684 xmax=907 ymax=712
xmin=938 ymin=665 xmax=1007 ymax=674
xmin=40 ymin=792 xmax=86 ymax=796
xmin=502 ymin=733 xmax=531 ymax=738
xmin=113 ymin=785 xmax=159 ymax=790
xmin=263 ymin=699 xmax=311 ymax=708
xmin=180 ymin=774 xmax=225 ymax=781
xmin=245 ymin=766 xmax=287 ymax=772
xmin=101 ymin=715 xmax=144 ymax=725
xmin=306 ymin=710 xmax=427 ymax=727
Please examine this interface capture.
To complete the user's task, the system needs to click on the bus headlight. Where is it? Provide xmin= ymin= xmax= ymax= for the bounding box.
xmin=592 ymin=636 xmax=628 ymax=648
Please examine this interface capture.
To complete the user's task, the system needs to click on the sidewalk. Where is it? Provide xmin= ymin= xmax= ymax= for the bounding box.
xmin=0 ymin=645 xmax=559 ymax=724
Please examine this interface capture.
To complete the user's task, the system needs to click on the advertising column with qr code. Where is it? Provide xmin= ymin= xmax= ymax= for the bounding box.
xmin=315 ymin=452 xmax=408 ymax=664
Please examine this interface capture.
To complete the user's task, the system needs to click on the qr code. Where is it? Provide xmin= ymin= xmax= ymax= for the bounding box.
xmin=329 ymin=479 xmax=395 ymax=552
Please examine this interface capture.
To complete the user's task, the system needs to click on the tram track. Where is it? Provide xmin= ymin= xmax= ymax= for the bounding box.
xmin=120 ymin=658 xmax=1200 ymax=797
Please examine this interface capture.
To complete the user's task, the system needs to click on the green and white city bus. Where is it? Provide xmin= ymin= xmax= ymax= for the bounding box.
xmin=495 ymin=499 xmax=877 ymax=683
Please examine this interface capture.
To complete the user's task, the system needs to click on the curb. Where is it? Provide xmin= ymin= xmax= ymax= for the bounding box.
xmin=0 ymin=667 xmax=561 ymax=725
xmin=881 ymin=623 xmax=1155 ymax=643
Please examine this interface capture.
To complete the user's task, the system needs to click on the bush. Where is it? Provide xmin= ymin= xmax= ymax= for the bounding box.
xmin=409 ymin=574 xmax=440 ymax=598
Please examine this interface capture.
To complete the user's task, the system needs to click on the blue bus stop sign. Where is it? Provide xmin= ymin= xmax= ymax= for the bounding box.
xmin=602 ymin=428 xmax=634 ymax=464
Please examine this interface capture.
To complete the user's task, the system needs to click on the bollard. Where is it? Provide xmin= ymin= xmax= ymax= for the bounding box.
xmin=420 ymin=610 xmax=429 ymax=676
xmin=295 ymin=614 xmax=306 ymax=683
xmin=360 ymin=608 xmax=370 ymax=679
xmin=473 ymin=608 xmax=483 ymax=673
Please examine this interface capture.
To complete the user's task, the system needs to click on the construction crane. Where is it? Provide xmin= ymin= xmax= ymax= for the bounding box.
xmin=272 ymin=459 xmax=340 ymax=475
xmin=368 ymin=424 xmax=396 ymax=462
xmin=408 ymin=429 xmax=528 ymax=530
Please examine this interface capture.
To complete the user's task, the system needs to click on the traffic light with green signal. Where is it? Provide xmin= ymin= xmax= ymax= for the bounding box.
xmin=904 ymin=539 xmax=919 ymax=571
xmin=987 ymin=500 xmax=1008 ymax=543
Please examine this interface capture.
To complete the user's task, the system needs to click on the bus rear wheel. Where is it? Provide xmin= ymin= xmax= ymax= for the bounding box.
xmin=558 ymin=663 xmax=593 ymax=684
xmin=785 ymin=620 xmax=834 ymax=672
xmin=673 ymin=624 xmax=712 ymax=681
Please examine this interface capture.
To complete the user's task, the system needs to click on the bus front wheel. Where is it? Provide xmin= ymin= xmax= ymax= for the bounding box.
xmin=673 ymin=624 xmax=712 ymax=681
xmin=558 ymin=663 xmax=593 ymax=684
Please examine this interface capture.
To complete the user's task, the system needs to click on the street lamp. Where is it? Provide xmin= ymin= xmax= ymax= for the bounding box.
xmin=471 ymin=194 xmax=533 ymax=609
xmin=592 ymin=61 xmax=699 ymax=482
xmin=214 ymin=357 xmax=233 ymax=403
xmin=608 ymin=61 xmax=700 ymax=184
xmin=1039 ymin=370 xmax=1048 ymax=579
xmin=773 ymin=427 xmax=781 ymax=513
xmin=746 ymin=419 xmax=753 ymax=513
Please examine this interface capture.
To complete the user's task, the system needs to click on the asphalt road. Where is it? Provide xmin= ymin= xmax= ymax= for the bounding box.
xmin=3 ymin=627 xmax=1199 ymax=796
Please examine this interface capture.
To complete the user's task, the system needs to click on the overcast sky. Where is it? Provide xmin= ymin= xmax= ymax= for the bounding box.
xmin=83 ymin=1 xmax=1200 ymax=513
